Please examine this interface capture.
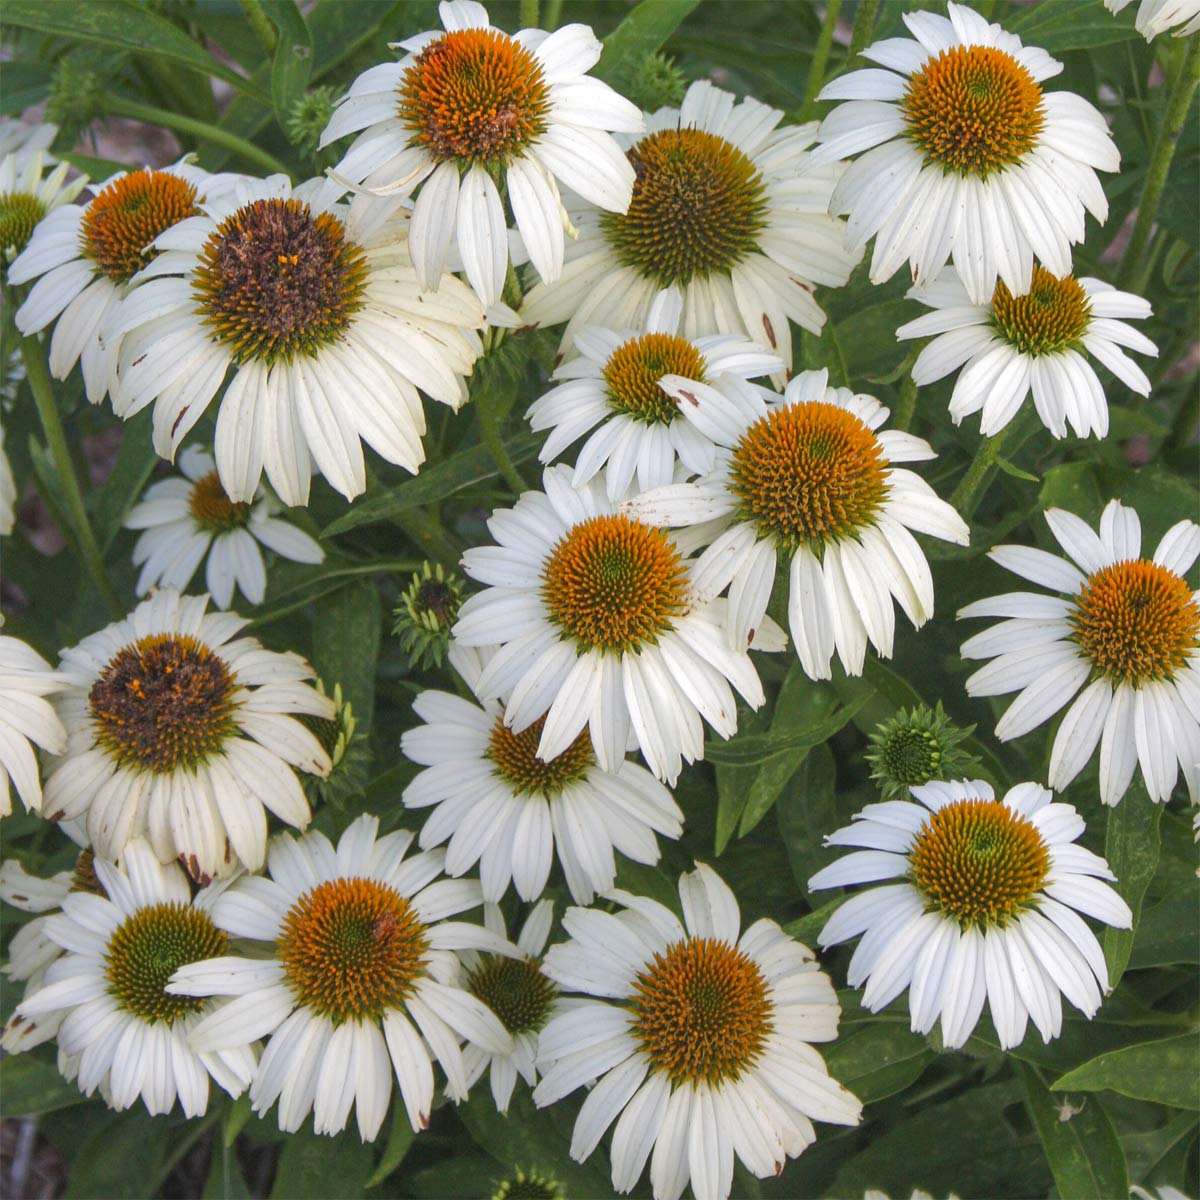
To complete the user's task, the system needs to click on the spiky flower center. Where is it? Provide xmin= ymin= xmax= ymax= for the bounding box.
xmin=0 ymin=192 xmax=46 ymax=258
xmin=1072 ymin=559 xmax=1200 ymax=686
xmin=910 ymin=799 xmax=1049 ymax=927
xmin=488 ymin=712 xmax=593 ymax=796
xmin=278 ymin=877 xmax=429 ymax=1024
xmin=542 ymin=514 xmax=689 ymax=653
xmin=193 ymin=198 xmax=368 ymax=367
xmin=902 ymin=45 xmax=1045 ymax=177
xmin=493 ymin=1170 xmax=565 ymax=1200
xmin=630 ymin=937 xmax=773 ymax=1084
xmin=397 ymin=28 xmax=551 ymax=165
xmin=603 ymin=333 xmax=706 ymax=426
xmin=188 ymin=470 xmax=252 ymax=532
xmin=729 ymin=400 xmax=889 ymax=551
xmin=80 ymin=169 xmax=199 ymax=283
xmin=881 ymin=728 xmax=943 ymax=786
xmin=89 ymin=634 xmax=239 ymax=773
xmin=105 ymin=902 xmax=227 ymax=1024
xmin=467 ymin=954 xmax=556 ymax=1035
xmin=601 ymin=128 xmax=769 ymax=288
xmin=991 ymin=267 xmax=1092 ymax=356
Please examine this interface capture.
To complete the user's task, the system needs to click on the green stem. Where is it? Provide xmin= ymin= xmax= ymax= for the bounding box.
xmin=20 ymin=337 xmax=123 ymax=618
xmin=800 ymin=0 xmax=842 ymax=120
xmin=542 ymin=0 xmax=563 ymax=30
xmin=106 ymin=96 xmax=293 ymax=177
xmin=1119 ymin=35 xmax=1200 ymax=290
xmin=848 ymin=0 xmax=880 ymax=59
xmin=240 ymin=0 xmax=278 ymax=52
xmin=477 ymin=389 xmax=528 ymax=496
xmin=520 ymin=0 xmax=539 ymax=29
xmin=949 ymin=425 xmax=1011 ymax=521
xmin=893 ymin=366 xmax=918 ymax=433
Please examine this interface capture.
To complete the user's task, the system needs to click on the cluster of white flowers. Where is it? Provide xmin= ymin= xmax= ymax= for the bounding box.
xmin=0 ymin=2 xmax=1196 ymax=1198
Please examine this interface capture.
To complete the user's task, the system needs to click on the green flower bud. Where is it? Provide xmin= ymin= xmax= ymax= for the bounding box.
xmin=493 ymin=1168 xmax=566 ymax=1200
xmin=865 ymin=703 xmax=980 ymax=801
xmin=393 ymin=561 xmax=465 ymax=671
xmin=626 ymin=52 xmax=687 ymax=112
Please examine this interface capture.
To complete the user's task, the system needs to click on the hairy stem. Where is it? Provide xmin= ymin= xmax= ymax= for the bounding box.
xmin=520 ymin=0 xmax=539 ymax=29
xmin=801 ymin=0 xmax=842 ymax=119
xmin=848 ymin=0 xmax=880 ymax=58
xmin=949 ymin=425 xmax=1011 ymax=521
xmin=240 ymin=0 xmax=278 ymax=52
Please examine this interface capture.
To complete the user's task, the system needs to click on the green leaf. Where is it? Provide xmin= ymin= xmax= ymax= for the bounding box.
xmin=321 ymin=431 xmax=543 ymax=536
xmin=0 ymin=1054 xmax=89 ymax=1117
xmin=995 ymin=456 xmax=1040 ymax=483
xmin=1130 ymin=890 xmax=1200 ymax=969
xmin=776 ymin=742 xmax=837 ymax=898
xmin=703 ymin=695 xmax=868 ymax=766
xmin=2 ymin=0 xmax=267 ymax=99
xmin=1040 ymin=461 xmax=1104 ymax=522
xmin=64 ymin=1109 xmax=172 ymax=1200
xmin=595 ymin=0 xmax=700 ymax=88
xmin=1103 ymin=785 xmax=1162 ymax=987
xmin=783 ymin=896 xmax=844 ymax=949
xmin=1011 ymin=0 xmax=1143 ymax=48
xmin=270 ymin=1125 xmax=375 ymax=1199
xmin=203 ymin=1135 xmax=253 ymax=1200
xmin=825 ymin=1022 xmax=933 ymax=1104
xmin=312 ymin=579 xmax=383 ymax=736
xmin=263 ymin=0 xmax=313 ymax=131
xmin=1021 ymin=1062 xmax=1130 ymax=1200
xmin=365 ymin=1102 xmax=415 ymax=1189
xmin=1052 ymin=1036 xmax=1200 ymax=1111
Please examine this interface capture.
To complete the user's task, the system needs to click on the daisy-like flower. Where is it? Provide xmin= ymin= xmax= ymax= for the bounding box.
xmin=809 ymin=779 xmax=1133 ymax=1050
xmin=521 ymin=80 xmax=859 ymax=369
xmin=41 ymin=588 xmax=334 ymax=881
xmin=9 ymin=161 xmax=221 ymax=404
xmin=125 ymin=446 xmax=324 ymax=609
xmin=14 ymin=840 xmax=257 ymax=1116
xmin=1105 ymin=0 xmax=1200 ymax=38
xmin=526 ymin=288 xmax=783 ymax=502
xmin=960 ymin=502 xmax=1200 ymax=806
xmin=623 ymin=369 xmax=969 ymax=680
xmin=456 ymin=900 xmax=562 ymax=1112
xmin=320 ymin=0 xmax=643 ymax=307
xmin=811 ymin=3 xmax=1119 ymax=304
xmin=0 ymin=633 xmax=68 ymax=817
xmin=535 ymin=863 xmax=862 ymax=1200
xmin=107 ymin=175 xmax=483 ymax=505
xmin=896 ymin=267 xmax=1157 ymax=439
xmin=453 ymin=465 xmax=785 ymax=785
xmin=0 ymin=149 xmax=85 ymax=266
xmin=166 ymin=814 xmax=516 ymax=1141
xmin=401 ymin=644 xmax=682 ymax=902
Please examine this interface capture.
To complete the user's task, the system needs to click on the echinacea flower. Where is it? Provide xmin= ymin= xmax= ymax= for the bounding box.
xmin=14 ymin=839 xmax=257 ymax=1116
xmin=1105 ymin=0 xmax=1200 ymax=38
xmin=456 ymin=900 xmax=562 ymax=1112
xmin=402 ymin=645 xmax=682 ymax=903
xmin=522 ymin=80 xmax=859 ymax=369
xmin=535 ymin=863 xmax=861 ymax=1200
xmin=623 ymin=369 xmax=969 ymax=679
xmin=0 ymin=633 xmax=68 ymax=817
xmin=10 ymin=161 xmax=220 ymax=403
xmin=106 ymin=175 xmax=483 ymax=504
xmin=125 ymin=446 xmax=324 ymax=609
xmin=960 ymin=502 xmax=1200 ymax=805
xmin=810 ymin=779 xmax=1132 ymax=1049
xmin=42 ymin=588 xmax=334 ymax=880
xmin=526 ymin=288 xmax=783 ymax=501
xmin=320 ymin=0 xmax=643 ymax=306
xmin=167 ymin=814 xmax=516 ymax=1141
xmin=0 ymin=148 xmax=85 ymax=266
xmin=811 ymin=3 xmax=1118 ymax=304
xmin=453 ymin=465 xmax=785 ymax=785
xmin=897 ymin=266 xmax=1156 ymax=439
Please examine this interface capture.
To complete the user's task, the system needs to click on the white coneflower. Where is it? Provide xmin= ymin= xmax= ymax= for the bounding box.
xmin=401 ymin=645 xmax=682 ymax=903
xmin=320 ymin=0 xmax=642 ymax=306
xmin=106 ymin=175 xmax=483 ymax=505
xmin=0 ymin=148 xmax=85 ymax=266
xmin=811 ymin=3 xmax=1119 ymax=304
xmin=536 ymin=863 xmax=861 ymax=1200
xmin=10 ymin=161 xmax=219 ymax=403
xmin=167 ymin=814 xmax=516 ymax=1141
xmin=125 ymin=446 xmax=324 ymax=609
xmin=526 ymin=288 xmax=782 ymax=501
xmin=0 ymin=633 xmax=68 ymax=817
xmin=897 ymin=266 xmax=1157 ymax=438
xmin=960 ymin=501 xmax=1200 ymax=806
xmin=810 ymin=779 xmax=1133 ymax=1049
xmin=456 ymin=901 xmax=562 ymax=1112
xmin=1105 ymin=0 xmax=1200 ymax=38
xmin=14 ymin=840 xmax=257 ymax=1117
xmin=42 ymin=588 xmax=334 ymax=881
xmin=522 ymin=80 xmax=859 ymax=370
xmin=453 ymin=465 xmax=786 ymax=786
xmin=623 ymin=369 xmax=969 ymax=679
